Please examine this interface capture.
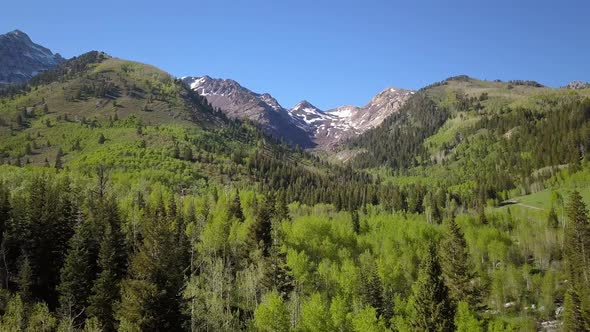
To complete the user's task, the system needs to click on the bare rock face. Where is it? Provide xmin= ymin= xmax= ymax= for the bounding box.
xmin=0 ymin=30 xmax=64 ymax=86
xmin=183 ymin=76 xmax=315 ymax=147
xmin=565 ymin=81 xmax=590 ymax=90
xmin=183 ymin=76 xmax=413 ymax=149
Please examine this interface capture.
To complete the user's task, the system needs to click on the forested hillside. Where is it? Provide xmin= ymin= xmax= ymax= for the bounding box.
xmin=0 ymin=55 xmax=589 ymax=332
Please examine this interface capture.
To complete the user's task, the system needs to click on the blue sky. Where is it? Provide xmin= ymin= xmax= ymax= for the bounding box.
xmin=2 ymin=0 xmax=589 ymax=110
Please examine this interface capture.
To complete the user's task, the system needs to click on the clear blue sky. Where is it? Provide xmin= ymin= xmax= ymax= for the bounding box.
xmin=2 ymin=0 xmax=589 ymax=110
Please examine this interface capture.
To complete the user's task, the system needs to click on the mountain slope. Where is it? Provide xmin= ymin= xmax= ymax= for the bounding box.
xmin=0 ymin=51 xmax=373 ymax=208
xmin=183 ymin=76 xmax=315 ymax=147
xmin=0 ymin=30 xmax=64 ymax=86
xmin=184 ymin=75 xmax=413 ymax=149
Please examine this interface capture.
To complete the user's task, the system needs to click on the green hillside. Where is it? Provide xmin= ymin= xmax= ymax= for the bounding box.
xmin=1 ymin=60 xmax=590 ymax=331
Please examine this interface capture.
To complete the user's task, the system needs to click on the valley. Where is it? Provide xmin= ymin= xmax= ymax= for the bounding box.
xmin=0 ymin=29 xmax=589 ymax=332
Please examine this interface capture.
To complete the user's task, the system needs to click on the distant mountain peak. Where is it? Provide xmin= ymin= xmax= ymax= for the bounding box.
xmin=183 ymin=75 xmax=414 ymax=149
xmin=293 ymin=100 xmax=320 ymax=111
xmin=7 ymin=29 xmax=28 ymax=37
xmin=565 ymin=81 xmax=590 ymax=90
xmin=0 ymin=29 xmax=64 ymax=85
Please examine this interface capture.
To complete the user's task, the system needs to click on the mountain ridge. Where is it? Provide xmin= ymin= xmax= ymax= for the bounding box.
xmin=0 ymin=30 xmax=64 ymax=86
xmin=183 ymin=75 xmax=414 ymax=148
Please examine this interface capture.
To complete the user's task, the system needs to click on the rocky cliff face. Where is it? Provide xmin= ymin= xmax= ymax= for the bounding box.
xmin=565 ymin=81 xmax=590 ymax=90
xmin=183 ymin=76 xmax=315 ymax=147
xmin=184 ymin=75 xmax=413 ymax=149
xmin=0 ymin=30 xmax=64 ymax=86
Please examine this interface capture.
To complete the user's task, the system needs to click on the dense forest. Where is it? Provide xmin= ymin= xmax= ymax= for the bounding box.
xmin=0 ymin=56 xmax=590 ymax=331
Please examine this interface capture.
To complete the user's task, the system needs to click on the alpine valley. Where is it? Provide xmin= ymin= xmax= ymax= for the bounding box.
xmin=1 ymin=29 xmax=590 ymax=332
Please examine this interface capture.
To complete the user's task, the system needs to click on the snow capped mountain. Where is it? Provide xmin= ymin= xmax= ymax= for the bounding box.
xmin=0 ymin=30 xmax=64 ymax=86
xmin=287 ymin=87 xmax=414 ymax=147
xmin=182 ymin=76 xmax=315 ymax=147
xmin=183 ymin=75 xmax=414 ymax=149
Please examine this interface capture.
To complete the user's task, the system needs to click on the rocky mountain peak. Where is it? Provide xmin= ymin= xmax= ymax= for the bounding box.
xmin=292 ymin=100 xmax=320 ymax=111
xmin=184 ymin=75 xmax=414 ymax=149
xmin=0 ymin=29 xmax=65 ymax=86
xmin=565 ymin=81 xmax=590 ymax=90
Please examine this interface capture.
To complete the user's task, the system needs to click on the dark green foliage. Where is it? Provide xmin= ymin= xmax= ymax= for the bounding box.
xmin=547 ymin=207 xmax=559 ymax=229
xmin=117 ymin=197 xmax=186 ymax=331
xmin=16 ymin=255 xmax=32 ymax=302
xmin=87 ymin=197 xmax=127 ymax=331
xmin=54 ymin=148 xmax=63 ymax=169
xmin=351 ymin=92 xmax=449 ymax=169
xmin=182 ymin=145 xmax=193 ymax=161
xmin=564 ymin=191 xmax=590 ymax=286
xmin=563 ymin=191 xmax=590 ymax=327
xmin=98 ymin=133 xmax=106 ymax=145
xmin=409 ymin=244 xmax=455 ymax=332
xmin=3 ymin=175 xmax=77 ymax=307
xmin=351 ymin=210 xmax=360 ymax=234
xmin=58 ymin=218 xmax=94 ymax=326
xmin=562 ymin=288 xmax=588 ymax=332
xmin=254 ymin=193 xmax=275 ymax=255
xmin=359 ymin=252 xmax=384 ymax=318
xmin=228 ymin=190 xmax=245 ymax=222
xmin=439 ymin=218 xmax=481 ymax=309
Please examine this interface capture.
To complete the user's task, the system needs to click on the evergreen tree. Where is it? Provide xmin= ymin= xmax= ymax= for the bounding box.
xmin=409 ymin=244 xmax=455 ymax=332
xmin=87 ymin=202 xmax=126 ymax=332
xmin=351 ymin=210 xmax=360 ymax=234
xmin=359 ymin=251 xmax=384 ymax=318
xmin=98 ymin=133 xmax=106 ymax=145
xmin=563 ymin=191 xmax=590 ymax=328
xmin=439 ymin=218 xmax=481 ymax=309
xmin=17 ymin=255 xmax=33 ymax=303
xmin=275 ymin=190 xmax=290 ymax=222
xmin=547 ymin=207 xmax=559 ymax=229
xmin=182 ymin=145 xmax=193 ymax=161
xmin=564 ymin=191 xmax=590 ymax=285
xmin=228 ymin=190 xmax=245 ymax=222
xmin=58 ymin=219 xmax=94 ymax=327
xmin=55 ymin=148 xmax=64 ymax=169
xmin=562 ymin=288 xmax=587 ymax=332
xmin=117 ymin=197 xmax=186 ymax=331
xmin=254 ymin=193 xmax=275 ymax=255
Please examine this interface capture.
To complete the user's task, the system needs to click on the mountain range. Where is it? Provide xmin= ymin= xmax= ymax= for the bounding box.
xmin=2 ymin=29 xmax=590 ymax=330
xmin=1 ymin=29 xmax=589 ymax=152
xmin=183 ymin=76 xmax=414 ymax=148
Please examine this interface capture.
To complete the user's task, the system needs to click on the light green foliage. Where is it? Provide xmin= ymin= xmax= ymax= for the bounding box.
xmin=0 ymin=294 xmax=25 ymax=331
xmin=454 ymin=301 xmax=482 ymax=332
xmin=298 ymin=293 xmax=332 ymax=332
xmin=253 ymin=292 xmax=290 ymax=332
xmin=352 ymin=306 xmax=387 ymax=332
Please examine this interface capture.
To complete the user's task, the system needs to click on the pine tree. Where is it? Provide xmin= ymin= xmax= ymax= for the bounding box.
xmin=562 ymin=288 xmax=587 ymax=332
xmin=351 ymin=210 xmax=360 ymax=234
xmin=409 ymin=244 xmax=455 ymax=332
xmin=117 ymin=197 xmax=186 ymax=330
xmin=182 ymin=145 xmax=193 ymax=161
xmin=254 ymin=193 xmax=275 ymax=255
xmin=275 ymin=190 xmax=290 ymax=222
xmin=439 ymin=218 xmax=481 ymax=309
xmin=88 ymin=199 xmax=127 ymax=332
xmin=547 ymin=207 xmax=559 ymax=229
xmin=228 ymin=190 xmax=245 ymax=222
xmin=564 ymin=191 xmax=590 ymax=285
xmin=359 ymin=251 xmax=384 ymax=318
xmin=55 ymin=147 xmax=64 ymax=169
xmin=58 ymin=219 xmax=94 ymax=327
xmin=17 ymin=255 xmax=33 ymax=303
xmin=563 ymin=191 xmax=590 ymax=328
